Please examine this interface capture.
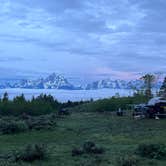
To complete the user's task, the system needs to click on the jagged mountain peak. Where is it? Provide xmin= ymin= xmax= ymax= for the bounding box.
xmin=4 ymin=73 xmax=79 ymax=90
xmin=45 ymin=73 xmax=66 ymax=82
xmin=85 ymin=78 xmax=162 ymax=90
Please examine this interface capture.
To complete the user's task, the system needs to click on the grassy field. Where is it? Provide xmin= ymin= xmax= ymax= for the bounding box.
xmin=0 ymin=111 xmax=166 ymax=166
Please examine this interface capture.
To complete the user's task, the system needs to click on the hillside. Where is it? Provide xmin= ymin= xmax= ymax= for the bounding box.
xmin=0 ymin=110 xmax=166 ymax=165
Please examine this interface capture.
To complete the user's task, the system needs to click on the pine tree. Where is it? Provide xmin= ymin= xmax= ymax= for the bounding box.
xmin=140 ymin=74 xmax=155 ymax=99
xmin=159 ymin=77 xmax=166 ymax=98
xmin=13 ymin=94 xmax=26 ymax=103
xmin=2 ymin=92 xmax=9 ymax=103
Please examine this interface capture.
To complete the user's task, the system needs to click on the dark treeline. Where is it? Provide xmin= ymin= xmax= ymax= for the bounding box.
xmin=0 ymin=90 xmax=154 ymax=116
xmin=0 ymin=92 xmax=90 ymax=116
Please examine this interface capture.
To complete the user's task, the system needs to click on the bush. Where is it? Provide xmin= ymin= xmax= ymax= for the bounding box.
xmin=90 ymin=146 xmax=105 ymax=154
xmin=0 ymin=161 xmax=18 ymax=166
xmin=72 ymin=148 xmax=84 ymax=156
xmin=83 ymin=141 xmax=96 ymax=153
xmin=137 ymin=143 xmax=166 ymax=159
xmin=25 ymin=115 xmax=56 ymax=130
xmin=58 ymin=109 xmax=70 ymax=116
xmin=83 ymin=141 xmax=104 ymax=154
xmin=72 ymin=141 xmax=104 ymax=156
xmin=118 ymin=155 xmax=139 ymax=166
xmin=13 ymin=144 xmax=47 ymax=162
xmin=0 ymin=120 xmax=28 ymax=134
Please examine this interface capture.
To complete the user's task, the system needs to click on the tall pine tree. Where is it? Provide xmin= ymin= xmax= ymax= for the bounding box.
xmin=159 ymin=77 xmax=166 ymax=98
xmin=140 ymin=74 xmax=155 ymax=99
xmin=2 ymin=92 xmax=9 ymax=103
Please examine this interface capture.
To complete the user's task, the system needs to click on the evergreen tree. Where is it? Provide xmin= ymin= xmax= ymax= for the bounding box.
xmin=140 ymin=74 xmax=155 ymax=99
xmin=2 ymin=92 xmax=9 ymax=103
xmin=159 ymin=77 xmax=166 ymax=98
xmin=13 ymin=94 xmax=26 ymax=103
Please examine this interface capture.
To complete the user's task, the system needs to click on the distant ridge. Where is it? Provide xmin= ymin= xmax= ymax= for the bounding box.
xmin=0 ymin=73 xmax=163 ymax=90
xmin=0 ymin=73 xmax=81 ymax=90
xmin=85 ymin=79 xmax=162 ymax=90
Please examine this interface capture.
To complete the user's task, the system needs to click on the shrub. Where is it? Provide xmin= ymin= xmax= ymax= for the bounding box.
xmin=58 ymin=109 xmax=70 ymax=116
xmin=82 ymin=141 xmax=104 ymax=154
xmin=90 ymin=146 xmax=105 ymax=154
xmin=20 ymin=113 xmax=31 ymax=120
xmin=137 ymin=143 xmax=166 ymax=159
xmin=72 ymin=141 xmax=104 ymax=156
xmin=83 ymin=141 xmax=96 ymax=153
xmin=0 ymin=120 xmax=28 ymax=134
xmin=13 ymin=144 xmax=47 ymax=162
xmin=25 ymin=115 xmax=56 ymax=130
xmin=72 ymin=148 xmax=84 ymax=156
xmin=0 ymin=161 xmax=18 ymax=166
xmin=118 ymin=155 xmax=139 ymax=166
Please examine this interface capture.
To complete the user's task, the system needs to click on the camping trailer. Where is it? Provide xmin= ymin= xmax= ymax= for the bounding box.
xmin=146 ymin=97 xmax=166 ymax=118
xmin=133 ymin=97 xmax=166 ymax=119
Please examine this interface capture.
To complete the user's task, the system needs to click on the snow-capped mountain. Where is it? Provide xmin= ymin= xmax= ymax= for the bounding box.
xmin=85 ymin=79 xmax=162 ymax=90
xmin=1 ymin=73 xmax=80 ymax=90
xmin=0 ymin=74 xmax=163 ymax=90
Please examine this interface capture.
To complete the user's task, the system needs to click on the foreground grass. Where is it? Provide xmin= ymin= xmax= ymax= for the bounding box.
xmin=0 ymin=112 xmax=166 ymax=166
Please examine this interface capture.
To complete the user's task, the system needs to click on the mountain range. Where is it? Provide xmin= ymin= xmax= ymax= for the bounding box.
xmin=0 ymin=73 xmax=163 ymax=90
xmin=85 ymin=79 xmax=162 ymax=90
xmin=0 ymin=73 xmax=81 ymax=90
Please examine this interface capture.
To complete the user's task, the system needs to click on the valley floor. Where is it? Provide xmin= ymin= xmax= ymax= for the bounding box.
xmin=0 ymin=111 xmax=166 ymax=166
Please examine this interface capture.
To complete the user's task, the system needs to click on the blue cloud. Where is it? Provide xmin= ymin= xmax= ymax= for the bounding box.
xmin=0 ymin=0 xmax=166 ymax=81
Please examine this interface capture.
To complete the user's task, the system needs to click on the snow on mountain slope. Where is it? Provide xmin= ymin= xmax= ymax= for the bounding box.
xmin=0 ymin=74 xmax=162 ymax=90
xmin=11 ymin=73 xmax=78 ymax=90
xmin=85 ymin=79 xmax=162 ymax=90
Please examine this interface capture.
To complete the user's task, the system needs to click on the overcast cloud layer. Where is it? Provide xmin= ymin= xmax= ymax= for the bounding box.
xmin=0 ymin=0 xmax=166 ymax=82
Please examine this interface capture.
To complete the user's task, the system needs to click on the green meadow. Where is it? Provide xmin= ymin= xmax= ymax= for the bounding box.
xmin=0 ymin=110 xmax=165 ymax=166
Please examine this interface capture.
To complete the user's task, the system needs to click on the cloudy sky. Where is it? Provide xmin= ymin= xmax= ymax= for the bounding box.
xmin=0 ymin=0 xmax=166 ymax=82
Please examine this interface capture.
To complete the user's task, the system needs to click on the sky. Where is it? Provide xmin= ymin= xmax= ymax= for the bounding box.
xmin=0 ymin=0 xmax=166 ymax=83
